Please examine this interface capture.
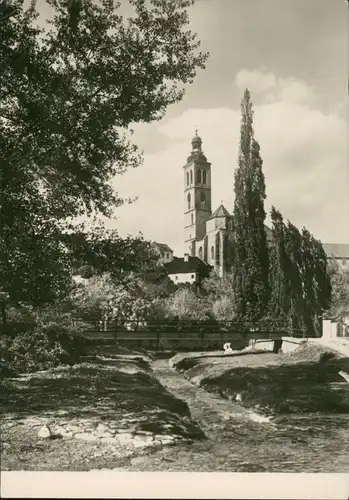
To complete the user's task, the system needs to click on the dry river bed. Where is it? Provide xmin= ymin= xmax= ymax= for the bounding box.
xmin=2 ymin=344 xmax=349 ymax=472
xmin=126 ymin=356 xmax=349 ymax=472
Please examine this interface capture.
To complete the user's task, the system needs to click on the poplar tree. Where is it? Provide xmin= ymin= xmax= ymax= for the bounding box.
xmin=312 ymin=237 xmax=332 ymax=318
xmin=301 ymin=227 xmax=317 ymax=335
xmin=233 ymin=89 xmax=269 ymax=321
xmin=283 ymin=221 xmax=305 ymax=334
xmin=277 ymin=221 xmax=332 ymax=337
xmin=268 ymin=207 xmax=289 ymax=320
xmin=301 ymin=231 xmax=331 ymax=336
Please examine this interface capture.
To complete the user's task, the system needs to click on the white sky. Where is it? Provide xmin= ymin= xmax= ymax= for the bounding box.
xmin=37 ymin=0 xmax=349 ymax=255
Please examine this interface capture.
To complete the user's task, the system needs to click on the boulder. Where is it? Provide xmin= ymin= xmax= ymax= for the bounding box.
xmin=38 ymin=424 xmax=52 ymax=439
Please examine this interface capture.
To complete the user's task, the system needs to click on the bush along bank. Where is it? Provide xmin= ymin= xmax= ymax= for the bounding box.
xmin=0 ymin=308 xmax=88 ymax=376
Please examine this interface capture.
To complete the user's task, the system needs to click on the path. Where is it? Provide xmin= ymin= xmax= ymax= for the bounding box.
xmin=127 ymin=358 xmax=349 ymax=472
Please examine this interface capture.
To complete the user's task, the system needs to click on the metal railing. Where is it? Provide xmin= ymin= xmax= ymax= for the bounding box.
xmin=77 ymin=317 xmax=306 ymax=345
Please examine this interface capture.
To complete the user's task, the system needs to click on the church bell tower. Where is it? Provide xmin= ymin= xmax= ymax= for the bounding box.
xmin=183 ymin=131 xmax=212 ymax=255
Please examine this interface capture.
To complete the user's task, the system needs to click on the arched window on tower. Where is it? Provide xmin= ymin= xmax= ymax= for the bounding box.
xmin=200 ymin=191 xmax=206 ymax=209
xmin=186 ymin=172 xmax=189 ymax=186
xmin=191 ymin=213 xmax=194 ymax=224
xmin=196 ymin=169 xmax=201 ymax=184
xmin=187 ymin=192 xmax=191 ymax=210
xmin=202 ymin=170 xmax=207 ymax=185
xmin=190 ymin=170 xmax=193 ymax=184
xmin=211 ymin=246 xmax=214 ymax=260
xmin=198 ymin=246 xmax=203 ymax=260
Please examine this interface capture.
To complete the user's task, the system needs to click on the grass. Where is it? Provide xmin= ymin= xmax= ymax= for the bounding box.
xmin=0 ymin=349 xmax=204 ymax=471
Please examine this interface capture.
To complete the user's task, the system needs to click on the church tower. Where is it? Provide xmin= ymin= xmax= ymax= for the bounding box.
xmin=183 ymin=131 xmax=212 ymax=255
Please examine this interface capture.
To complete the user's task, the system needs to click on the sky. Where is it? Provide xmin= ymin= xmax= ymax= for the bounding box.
xmin=38 ymin=0 xmax=349 ymax=254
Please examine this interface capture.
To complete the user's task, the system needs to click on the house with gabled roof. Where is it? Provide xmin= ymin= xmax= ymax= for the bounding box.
xmin=163 ymin=253 xmax=212 ymax=286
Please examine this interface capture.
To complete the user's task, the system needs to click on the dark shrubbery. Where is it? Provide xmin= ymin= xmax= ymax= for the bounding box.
xmin=0 ymin=309 xmax=88 ymax=375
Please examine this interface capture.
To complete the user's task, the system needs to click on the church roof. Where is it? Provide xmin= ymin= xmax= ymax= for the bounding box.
xmin=208 ymin=204 xmax=231 ymax=220
xmin=186 ymin=129 xmax=208 ymax=163
xmin=322 ymin=243 xmax=349 ymax=259
xmin=186 ymin=151 xmax=208 ymax=163
xmin=152 ymin=242 xmax=173 ymax=253
xmin=163 ymin=256 xmax=212 ymax=275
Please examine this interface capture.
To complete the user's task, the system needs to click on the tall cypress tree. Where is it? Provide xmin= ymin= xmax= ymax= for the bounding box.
xmin=268 ymin=207 xmax=289 ymax=320
xmin=297 ymin=228 xmax=332 ymax=337
xmin=301 ymin=227 xmax=317 ymax=335
xmin=281 ymin=222 xmax=332 ymax=337
xmin=312 ymin=237 xmax=332 ymax=318
xmin=305 ymin=233 xmax=332 ymax=336
xmin=233 ymin=89 xmax=269 ymax=321
xmin=283 ymin=221 xmax=305 ymax=335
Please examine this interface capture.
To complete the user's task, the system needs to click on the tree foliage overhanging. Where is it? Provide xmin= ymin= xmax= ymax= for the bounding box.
xmin=1 ymin=0 xmax=208 ymax=218
xmin=0 ymin=0 xmax=208 ymax=306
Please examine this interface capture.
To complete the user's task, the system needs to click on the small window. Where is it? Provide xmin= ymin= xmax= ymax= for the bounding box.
xmin=198 ymin=246 xmax=203 ymax=259
xmin=186 ymin=172 xmax=189 ymax=186
xmin=196 ymin=169 xmax=201 ymax=184
xmin=202 ymin=170 xmax=207 ymax=184
xmin=175 ymin=276 xmax=178 ymax=280
xmin=190 ymin=170 xmax=193 ymax=184
xmin=211 ymin=246 xmax=214 ymax=259
xmin=191 ymin=274 xmax=195 ymax=279
xmin=191 ymin=213 xmax=194 ymax=224
xmin=187 ymin=192 xmax=191 ymax=210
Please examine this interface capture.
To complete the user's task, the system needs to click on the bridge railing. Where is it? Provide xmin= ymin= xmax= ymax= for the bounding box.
xmin=77 ymin=317 xmax=306 ymax=348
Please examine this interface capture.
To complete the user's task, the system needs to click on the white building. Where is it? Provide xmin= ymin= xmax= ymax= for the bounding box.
xmin=163 ymin=253 xmax=212 ymax=286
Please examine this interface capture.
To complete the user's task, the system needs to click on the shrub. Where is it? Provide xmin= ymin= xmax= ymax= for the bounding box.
xmin=0 ymin=306 xmax=37 ymax=337
xmin=212 ymin=296 xmax=235 ymax=322
xmin=0 ymin=308 xmax=88 ymax=375
xmin=163 ymin=288 xmax=211 ymax=321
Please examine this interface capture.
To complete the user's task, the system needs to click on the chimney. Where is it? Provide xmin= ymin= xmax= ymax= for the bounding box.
xmin=184 ymin=253 xmax=189 ymax=262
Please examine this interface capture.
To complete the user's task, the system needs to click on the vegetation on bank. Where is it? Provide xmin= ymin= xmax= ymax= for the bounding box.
xmin=171 ymin=343 xmax=349 ymax=417
xmin=0 ymin=308 xmax=89 ymax=374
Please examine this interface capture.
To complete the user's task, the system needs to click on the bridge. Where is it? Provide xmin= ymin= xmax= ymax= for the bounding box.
xmin=79 ymin=318 xmax=308 ymax=351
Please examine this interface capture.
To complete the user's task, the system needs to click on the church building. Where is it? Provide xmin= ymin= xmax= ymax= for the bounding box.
xmin=179 ymin=130 xmax=348 ymax=281
xmin=183 ymin=131 xmax=244 ymax=277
